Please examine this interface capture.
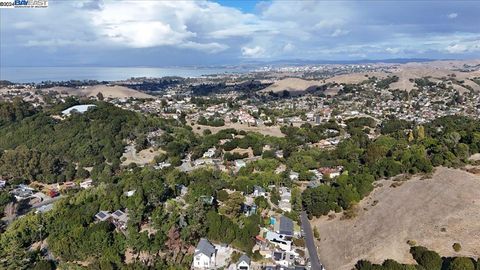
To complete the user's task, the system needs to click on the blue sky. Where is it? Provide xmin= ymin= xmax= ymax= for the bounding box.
xmin=1 ymin=0 xmax=479 ymax=67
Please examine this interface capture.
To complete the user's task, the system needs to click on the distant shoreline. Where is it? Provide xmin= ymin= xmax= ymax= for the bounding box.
xmin=0 ymin=66 xmax=250 ymax=84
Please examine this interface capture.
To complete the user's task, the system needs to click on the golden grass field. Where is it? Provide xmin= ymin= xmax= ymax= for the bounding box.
xmin=311 ymin=166 xmax=480 ymax=270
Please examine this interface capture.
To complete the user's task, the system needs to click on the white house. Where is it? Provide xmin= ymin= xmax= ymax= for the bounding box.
xmin=61 ymin=104 xmax=96 ymax=116
xmin=237 ymin=254 xmax=251 ymax=270
xmin=80 ymin=179 xmax=93 ymax=189
xmin=235 ymin=160 xmax=246 ymax=170
xmin=289 ymin=171 xmax=299 ymax=181
xmin=265 ymin=231 xmax=292 ymax=252
xmin=203 ymin=148 xmax=216 ymax=158
xmin=193 ymin=238 xmax=216 ymax=269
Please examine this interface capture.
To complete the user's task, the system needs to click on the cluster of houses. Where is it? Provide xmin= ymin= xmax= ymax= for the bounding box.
xmin=192 ymin=214 xmax=307 ymax=270
xmin=95 ymin=209 xmax=129 ymax=230
xmin=190 ymin=182 xmax=309 ymax=270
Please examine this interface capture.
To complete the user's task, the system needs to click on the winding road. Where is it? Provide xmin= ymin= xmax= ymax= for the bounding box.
xmin=301 ymin=211 xmax=324 ymax=270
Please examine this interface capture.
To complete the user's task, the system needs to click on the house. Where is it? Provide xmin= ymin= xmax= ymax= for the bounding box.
xmin=237 ymin=254 xmax=251 ymax=270
xmin=278 ymin=216 xmax=294 ymax=237
xmin=272 ymin=250 xmax=295 ymax=267
xmin=111 ymin=209 xmax=129 ymax=230
xmin=289 ymin=171 xmax=299 ymax=181
xmin=253 ymin=185 xmax=266 ymax=197
xmin=235 ymin=159 xmax=246 ymax=170
xmin=11 ymin=185 xmax=35 ymax=201
xmin=61 ymin=104 xmax=97 ymax=116
xmin=278 ymin=187 xmax=292 ymax=212
xmin=154 ymin=162 xmax=171 ymax=169
xmin=95 ymin=210 xmax=111 ymax=222
xmin=80 ymin=179 xmax=93 ymax=189
xmin=241 ymin=203 xmax=257 ymax=217
xmin=200 ymin=195 xmax=214 ymax=205
xmin=125 ymin=190 xmax=136 ymax=197
xmin=193 ymin=238 xmax=216 ymax=269
xmin=62 ymin=181 xmax=77 ymax=190
xmin=176 ymin=184 xmax=188 ymax=197
xmin=112 ymin=209 xmax=128 ymax=222
xmin=203 ymin=147 xmax=216 ymax=158
xmin=0 ymin=180 xmax=6 ymax=189
xmin=266 ymin=231 xmax=292 ymax=251
xmin=307 ymin=181 xmax=320 ymax=188
xmin=318 ymin=166 xmax=343 ymax=179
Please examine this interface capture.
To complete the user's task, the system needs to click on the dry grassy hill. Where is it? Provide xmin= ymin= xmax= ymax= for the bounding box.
xmin=259 ymin=77 xmax=324 ymax=94
xmin=311 ymin=166 xmax=480 ymax=270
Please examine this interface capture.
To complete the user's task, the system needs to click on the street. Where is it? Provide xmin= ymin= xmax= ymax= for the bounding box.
xmin=301 ymin=211 xmax=324 ymax=270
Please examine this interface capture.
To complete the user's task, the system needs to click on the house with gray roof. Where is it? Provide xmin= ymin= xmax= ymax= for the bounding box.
xmin=193 ymin=238 xmax=216 ymax=269
xmin=237 ymin=254 xmax=251 ymax=270
xmin=95 ymin=211 xmax=111 ymax=222
xmin=253 ymin=185 xmax=266 ymax=197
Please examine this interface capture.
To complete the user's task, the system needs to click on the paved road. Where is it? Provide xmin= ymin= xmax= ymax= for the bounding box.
xmin=32 ymin=195 xmax=64 ymax=209
xmin=301 ymin=211 xmax=324 ymax=270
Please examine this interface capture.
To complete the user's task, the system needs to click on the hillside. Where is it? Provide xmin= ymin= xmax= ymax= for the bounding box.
xmin=312 ymin=167 xmax=480 ymax=270
xmin=259 ymin=77 xmax=324 ymax=94
xmin=49 ymin=85 xmax=155 ymax=99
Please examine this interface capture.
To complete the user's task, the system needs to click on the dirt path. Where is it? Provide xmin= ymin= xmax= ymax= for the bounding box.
xmin=311 ymin=167 xmax=480 ymax=270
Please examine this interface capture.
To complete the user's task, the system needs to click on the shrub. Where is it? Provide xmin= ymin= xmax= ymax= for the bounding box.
xmin=453 ymin=242 xmax=462 ymax=252
xmin=449 ymin=257 xmax=475 ymax=270
xmin=410 ymin=246 xmax=442 ymax=270
xmin=251 ymin=250 xmax=262 ymax=261
xmin=216 ymin=190 xmax=229 ymax=202
xmin=313 ymin=226 xmax=320 ymax=239
xmin=407 ymin=240 xmax=417 ymax=246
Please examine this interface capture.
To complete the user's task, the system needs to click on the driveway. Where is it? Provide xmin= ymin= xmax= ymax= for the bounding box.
xmin=301 ymin=211 xmax=324 ymax=270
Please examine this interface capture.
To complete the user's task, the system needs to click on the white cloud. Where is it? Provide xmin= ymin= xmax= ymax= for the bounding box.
xmin=446 ymin=43 xmax=468 ymax=53
xmin=283 ymin=43 xmax=295 ymax=52
xmin=241 ymin=46 xmax=265 ymax=57
xmin=385 ymin=47 xmax=401 ymax=54
xmin=331 ymin=29 xmax=350 ymax=37
xmin=447 ymin=13 xmax=458 ymax=19
xmin=2 ymin=0 xmax=480 ymax=65
xmin=89 ymin=0 xmax=249 ymax=50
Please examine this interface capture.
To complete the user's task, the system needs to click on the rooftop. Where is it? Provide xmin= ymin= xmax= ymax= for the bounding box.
xmin=195 ymin=238 xmax=216 ymax=257
xmin=61 ymin=104 xmax=97 ymax=116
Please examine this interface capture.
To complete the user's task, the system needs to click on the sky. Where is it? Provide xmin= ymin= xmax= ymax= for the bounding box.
xmin=1 ymin=0 xmax=479 ymax=67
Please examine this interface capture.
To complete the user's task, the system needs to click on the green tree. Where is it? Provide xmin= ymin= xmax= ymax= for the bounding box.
xmin=449 ymin=257 xmax=475 ymax=270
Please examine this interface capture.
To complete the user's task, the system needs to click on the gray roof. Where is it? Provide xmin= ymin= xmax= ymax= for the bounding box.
xmin=195 ymin=238 xmax=216 ymax=257
xmin=279 ymin=216 xmax=294 ymax=235
xmin=238 ymin=254 xmax=251 ymax=265
xmin=95 ymin=211 xmax=110 ymax=221
xmin=254 ymin=185 xmax=265 ymax=193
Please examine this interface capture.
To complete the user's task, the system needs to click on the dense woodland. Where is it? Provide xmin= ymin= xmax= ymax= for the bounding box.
xmin=0 ymin=98 xmax=479 ymax=269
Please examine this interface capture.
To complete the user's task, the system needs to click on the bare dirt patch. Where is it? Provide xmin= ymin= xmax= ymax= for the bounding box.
xmin=311 ymin=167 xmax=480 ymax=270
xmin=122 ymin=146 xmax=165 ymax=166
xmin=190 ymin=122 xmax=285 ymax=137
